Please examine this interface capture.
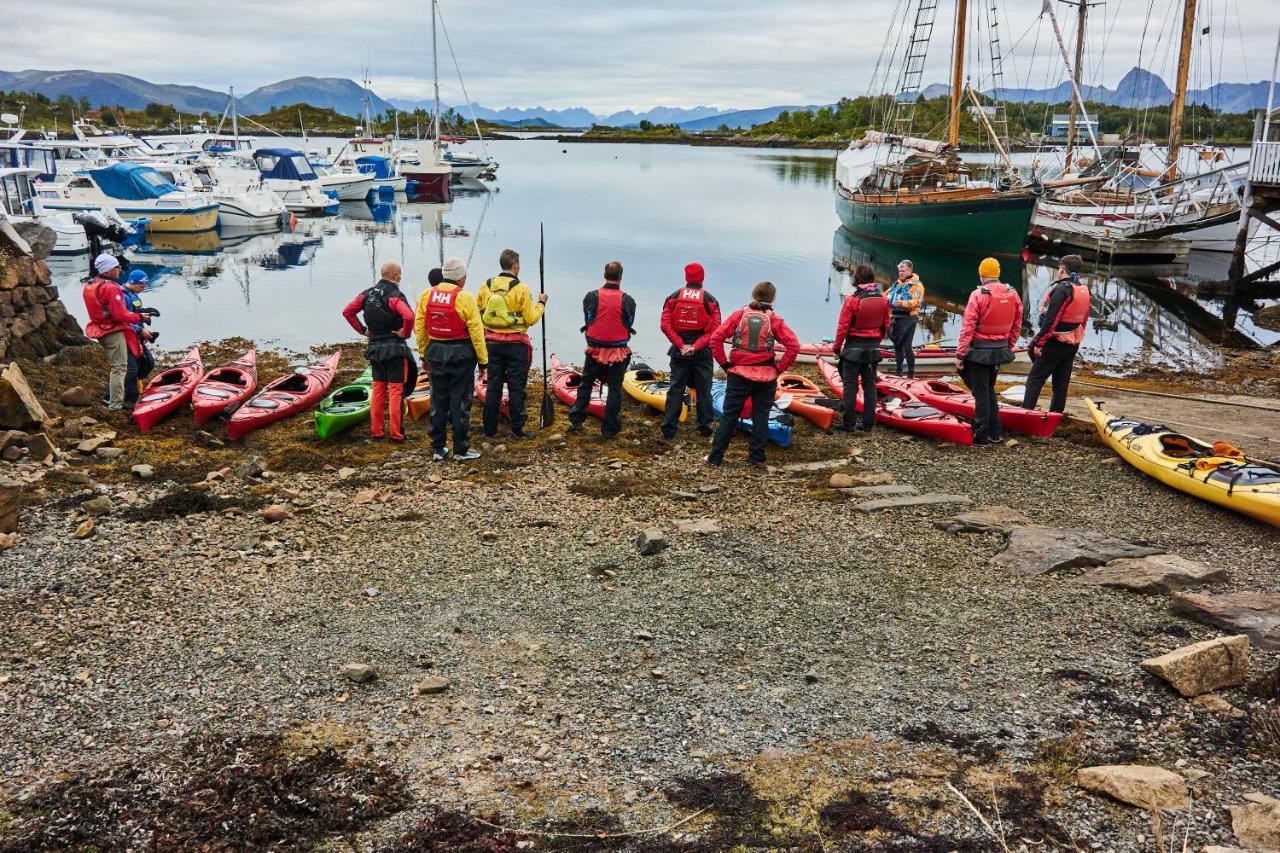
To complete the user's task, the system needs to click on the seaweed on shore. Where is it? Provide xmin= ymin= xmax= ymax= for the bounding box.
xmin=0 ymin=732 xmax=409 ymax=852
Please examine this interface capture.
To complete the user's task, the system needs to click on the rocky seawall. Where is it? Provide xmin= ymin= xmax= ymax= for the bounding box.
xmin=0 ymin=222 xmax=89 ymax=361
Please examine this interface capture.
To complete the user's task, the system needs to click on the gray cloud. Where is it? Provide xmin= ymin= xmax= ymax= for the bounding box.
xmin=6 ymin=0 xmax=1276 ymax=112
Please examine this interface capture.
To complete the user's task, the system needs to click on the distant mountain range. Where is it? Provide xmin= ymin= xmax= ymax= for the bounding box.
xmin=3 ymin=66 xmax=1277 ymax=130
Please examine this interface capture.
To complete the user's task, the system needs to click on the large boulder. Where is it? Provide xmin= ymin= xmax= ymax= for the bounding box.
xmin=1172 ymin=592 xmax=1280 ymax=652
xmin=1140 ymin=636 xmax=1250 ymax=697
xmin=0 ymin=362 xmax=49 ymax=429
xmin=993 ymin=527 xmax=1163 ymax=576
xmin=1077 ymin=765 xmax=1188 ymax=811
xmin=1229 ymin=793 xmax=1280 ymax=851
xmin=8 ymin=222 xmax=57 ymax=260
xmin=1074 ymin=554 xmax=1228 ymax=594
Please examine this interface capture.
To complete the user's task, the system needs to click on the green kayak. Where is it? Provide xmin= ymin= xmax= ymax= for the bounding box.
xmin=314 ymin=368 xmax=374 ymax=439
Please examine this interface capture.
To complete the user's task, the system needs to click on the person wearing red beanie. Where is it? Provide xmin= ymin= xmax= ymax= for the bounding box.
xmin=658 ymin=261 xmax=721 ymax=439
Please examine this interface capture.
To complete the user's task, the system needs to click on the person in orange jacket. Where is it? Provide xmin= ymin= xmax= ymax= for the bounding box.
xmin=956 ymin=257 xmax=1023 ymax=446
xmin=884 ymin=260 xmax=925 ymax=376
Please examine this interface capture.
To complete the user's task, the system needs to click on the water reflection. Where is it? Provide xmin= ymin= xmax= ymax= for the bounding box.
xmin=751 ymin=153 xmax=837 ymax=187
xmin=832 ymin=226 xmax=1274 ymax=370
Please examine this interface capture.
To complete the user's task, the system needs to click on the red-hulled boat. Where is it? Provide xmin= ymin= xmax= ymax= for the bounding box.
xmin=550 ymin=354 xmax=606 ymax=419
xmin=879 ymin=374 xmax=1062 ymax=437
xmin=192 ymin=350 xmax=257 ymax=426
xmin=133 ymin=347 xmax=203 ymax=433
xmin=475 ymin=369 xmax=510 ymax=420
xmin=226 ymin=352 xmax=340 ymax=441
xmin=818 ymin=358 xmax=972 ymax=445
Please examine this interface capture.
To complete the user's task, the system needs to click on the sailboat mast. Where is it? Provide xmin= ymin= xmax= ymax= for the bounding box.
xmin=947 ymin=0 xmax=969 ymax=147
xmin=230 ymin=85 xmax=239 ymax=145
xmin=432 ymin=0 xmax=441 ymax=149
xmin=1166 ymin=0 xmax=1198 ymax=174
xmin=1064 ymin=0 xmax=1091 ymax=166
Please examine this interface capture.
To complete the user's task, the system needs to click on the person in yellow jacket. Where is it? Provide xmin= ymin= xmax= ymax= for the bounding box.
xmin=475 ymin=248 xmax=548 ymax=439
xmin=414 ymin=257 xmax=488 ymax=462
xmin=884 ymin=260 xmax=925 ymax=377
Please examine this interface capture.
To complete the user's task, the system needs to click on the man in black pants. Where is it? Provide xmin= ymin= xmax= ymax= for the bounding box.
xmin=956 ymin=258 xmax=1024 ymax=445
xmin=415 ymin=257 xmax=488 ymax=461
xmin=658 ymin=262 xmax=721 ymax=439
xmin=1023 ymin=254 xmax=1091 ymax=413
xmin=477 ymin=248 xmax=548 ymax=439
xmin=568 ymin=261 xmax=636 ymax=437
xmin=833 ymin=264 xmax=890 ymax=431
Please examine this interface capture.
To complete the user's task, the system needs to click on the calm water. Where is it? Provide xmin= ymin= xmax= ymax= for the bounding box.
xmin=51 ymin=138 xmax=1277 ymax=370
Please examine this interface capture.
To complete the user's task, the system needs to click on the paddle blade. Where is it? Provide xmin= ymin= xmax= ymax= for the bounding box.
xmin=540 ymin=390 xmax=556 ymax=429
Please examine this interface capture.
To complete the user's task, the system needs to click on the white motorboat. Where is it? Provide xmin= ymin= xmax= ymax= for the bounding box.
xmin=212 ymin=149 xmax=337 ymax=216
xmin=308 ymin=156 xmax=378 ymax=201
xmin=147 ymin=162 xmax=286 ymax=232
xmin=0 ymin=167 xmax=140 ymax=254
xmin=30 ymin=162 xmax=219 ymax=233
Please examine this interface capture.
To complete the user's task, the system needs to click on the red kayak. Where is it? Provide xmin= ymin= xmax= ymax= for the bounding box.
xmin=818 ymin=358 xmax=973 ymax=445
xmin=475 ymin=368 xmax=510 ymax=420
xmin=226 ymin=352 xmax=340 ymax=441
xmin=133 ymin=346 xmax=203 ymax=432
xmin=550 ymin=354 xmax=606 ymax=419
xmin=879 ymin=374 xmax=1062 ymax=437
xmin=192 ymin=349 xmax=257 ymax=426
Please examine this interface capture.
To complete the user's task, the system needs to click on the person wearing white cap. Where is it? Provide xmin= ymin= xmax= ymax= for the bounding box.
xmin=413 ymin=256 xmax=488 ymax=461
xmin=82 ymin=253 xmax=148 ymax=412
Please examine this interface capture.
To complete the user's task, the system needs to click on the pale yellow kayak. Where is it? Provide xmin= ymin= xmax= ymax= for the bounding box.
xmin=1086 ymin=398 xmax=1280 ymax=527
xmin=623 ymin=365 xmax=687 ymax=422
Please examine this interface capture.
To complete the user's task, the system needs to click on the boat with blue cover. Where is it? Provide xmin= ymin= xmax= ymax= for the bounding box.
xmin=32 ymin=162 xmax=218 ymax=234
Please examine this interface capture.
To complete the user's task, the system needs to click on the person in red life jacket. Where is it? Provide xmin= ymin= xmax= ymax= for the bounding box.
xmin=568 ymin=261 xmax=637 ymax=438
xmin=706 ymin=281 xmax=800 ymax=467
xmin=1022 ymin=254 xmax=1090 ymax=414
xmin=833 ymin=264 xmax=891 ymax=432
xmin=658 ymin=261 xmax=722 ymax=440
xmin=342 ymin=261 xmax=418 ymax=442
xmin=414 ymin=257 xmax=488 ymax=461
xmin=956 ymin=257 xmax=1024 ymax=446
xmin=82 ymin=253 xmax=147 ymax=412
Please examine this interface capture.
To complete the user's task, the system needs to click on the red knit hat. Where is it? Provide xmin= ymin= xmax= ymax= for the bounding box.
xmin=684 ymin=262 xmax=705 ymax=284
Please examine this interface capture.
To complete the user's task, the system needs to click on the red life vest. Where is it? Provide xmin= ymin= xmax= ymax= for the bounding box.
xmin=1040 ymin=280 xmax=1091 ymax=345
xmin=82 ymin=277 xmax=115 ymax=326
xmin=426 ymin=286 xmax=468 ymax=340
xmin=731 ymin=308 xmax=776 ymax=355
xmin=975 ymin=283 xmax=1018 ymax=340
xmin=847 ymin=290 xmax=889 ymax=338
xmin=585 ymin=287 xmax=629 ymax=345
xmin=671 ymin=286 xmax=711 ymax=334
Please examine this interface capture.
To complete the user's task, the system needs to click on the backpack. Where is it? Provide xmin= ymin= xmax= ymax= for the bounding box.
xmin=481 ymin=276 xmax=519 ymax=329
xmin=731 ymin=308 xmax=775 ymax=354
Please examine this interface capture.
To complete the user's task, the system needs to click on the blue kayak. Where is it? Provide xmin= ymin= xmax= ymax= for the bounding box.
xmin=710 ymin=380 xmax=794 ymax=448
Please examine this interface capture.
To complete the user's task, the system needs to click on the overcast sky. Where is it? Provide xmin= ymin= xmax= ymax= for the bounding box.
xmin=8 ymin=0 xmax=1278 ymax=112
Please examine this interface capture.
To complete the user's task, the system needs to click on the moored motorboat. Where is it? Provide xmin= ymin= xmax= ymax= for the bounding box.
xmin=34 ymin=163 xmax=219 ymax=234
xmin=134 ymin=347 xmax=204 ymax=432
xmin=226 ymin=352 xmax=340 ymax=440
xmin=309 ymin=157 xmax=378 ymax=202
xmin=192 ymin=349 xmax=257 ymax=426
xmin=1086 ymin=399 xmax=1280 ymax=526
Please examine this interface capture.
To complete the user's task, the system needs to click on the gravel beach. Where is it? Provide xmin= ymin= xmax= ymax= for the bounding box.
xmin=0 ymin=342 xmax=1277 ymax=851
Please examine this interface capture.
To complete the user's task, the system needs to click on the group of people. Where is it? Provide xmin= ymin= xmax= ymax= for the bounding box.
xmin=81 ymin=252 xmax=159 ymax=411
xmin=341 ymin=246 xmax=1089 ymax=465
xmin=78 ymin=243 xmax=1090 ymax=465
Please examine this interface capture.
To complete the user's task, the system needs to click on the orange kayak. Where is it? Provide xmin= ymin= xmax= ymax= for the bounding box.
xmin=777 ymin=373 xmax=838 ymax=430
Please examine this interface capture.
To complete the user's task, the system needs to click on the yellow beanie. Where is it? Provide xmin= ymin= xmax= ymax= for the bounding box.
xmin=978 ymin=257 xmax=1001 ymax=279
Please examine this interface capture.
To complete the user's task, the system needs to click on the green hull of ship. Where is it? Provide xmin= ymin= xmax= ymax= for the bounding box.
xmin=835 ymin=191 xmax=1036 ymax=258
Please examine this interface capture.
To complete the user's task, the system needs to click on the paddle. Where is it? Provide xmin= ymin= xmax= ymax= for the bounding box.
xmin=538 ymin=223 xmax=556 ymax=429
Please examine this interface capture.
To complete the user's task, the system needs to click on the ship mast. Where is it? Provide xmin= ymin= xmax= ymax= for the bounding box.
xmin=947 ymin=0 xmax=968 ymax=147
xmin=432 ymin=0 xmax=441 ymax=156
xmin=1166 ymin=0 xmax=1198 ymax=176
xmin=1060 ymin=0 xmax=1096 ymax=167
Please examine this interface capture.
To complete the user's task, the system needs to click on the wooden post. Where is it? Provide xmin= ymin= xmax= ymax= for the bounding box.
xmin=1165 ymin=0 xmax=1198 ymax=179
xmin=948 ymin=0 xmax=969 ymax=148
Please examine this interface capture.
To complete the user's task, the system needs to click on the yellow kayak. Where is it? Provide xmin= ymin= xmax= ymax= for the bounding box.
xmin=623 ymin=364 xmax=687 ymax=422
xmin=1086 ymin=398 xmax=1280 ymax=527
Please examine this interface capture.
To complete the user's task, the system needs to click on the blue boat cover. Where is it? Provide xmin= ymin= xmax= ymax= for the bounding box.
xmin=254 ymin=148 xmax=318 ymax=182
xmin=355 ymin=155 xmax=393 ymax=180
xmin=87 ymin=163 xmax=181 ymax=201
